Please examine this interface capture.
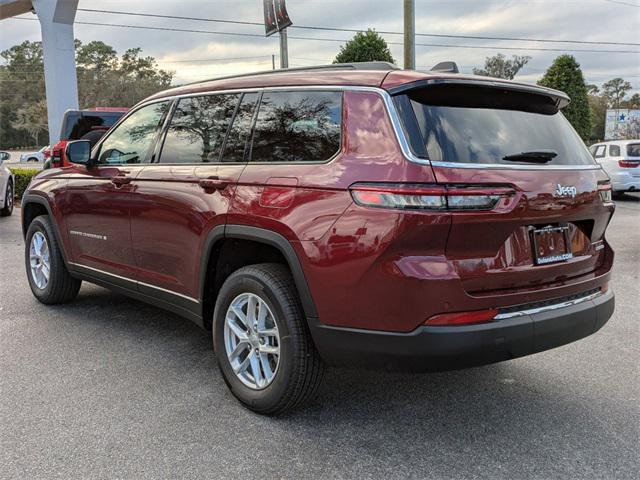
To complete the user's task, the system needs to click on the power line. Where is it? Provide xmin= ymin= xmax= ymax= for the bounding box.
xmin=9 ymin=17 xmax=640 ymax=55
xmin=76 ymin=7 xmax=640 ymax=47
xmin=602 ymin=0 xmax=640 ymax=7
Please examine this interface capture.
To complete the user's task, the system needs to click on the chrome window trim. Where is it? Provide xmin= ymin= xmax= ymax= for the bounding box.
xmin=132 ymin=84 xmax=602 ymax=171
xmin=68 ymin=261 xmax=200 ymax=304
xmin=494 ymin=290 xmax=603 ymax=320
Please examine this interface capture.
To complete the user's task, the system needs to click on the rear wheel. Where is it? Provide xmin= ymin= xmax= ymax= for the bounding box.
xmin=25 ymin=215 xmax=81 ymax=304
xmin=213 ymin=263 xmax=325 ymax=414
xmin=0 ymin=180 xmax=12 ymax=216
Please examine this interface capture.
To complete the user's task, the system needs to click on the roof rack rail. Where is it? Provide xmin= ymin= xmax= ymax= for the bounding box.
xmin=430 ymin=61 xmax=459 ymax=74
xmin=185 ymin=62 xmax=400 ymax=86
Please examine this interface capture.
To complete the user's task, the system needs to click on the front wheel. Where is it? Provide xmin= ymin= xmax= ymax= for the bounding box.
xmin=0 ymin=181 xmax=12 ymax=216
xmin=213 ymin=263 xmax=325 ymax=414
xmin=25 ymin=215 xmax=81 ymax=304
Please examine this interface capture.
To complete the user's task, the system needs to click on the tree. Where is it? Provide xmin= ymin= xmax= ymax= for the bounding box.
xmin=538 ymin=55 xmax=592 ymax=141
xmin=472 ymin=53 xmax=531 ymax=79
xmin=0 ymin=39 xmax=173 ymax=148
xmin=14 ymin=100 xmax=48 ymax=146
xmin=333 ymin=29 xmax=395 ymax=64
xmin=602 ymin=78 xmax=632 ymax=110
xmin=588 ymin=94 xmax=608 ymax=142
xmin=622 ymin=93 xmax=640 ymax=109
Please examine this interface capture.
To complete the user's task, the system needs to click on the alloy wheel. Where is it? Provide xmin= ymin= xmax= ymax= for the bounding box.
xmin=223 ymin=292 xmax=281 ymax=390
xmin=29 ymin=231 xmax=50 ymax=289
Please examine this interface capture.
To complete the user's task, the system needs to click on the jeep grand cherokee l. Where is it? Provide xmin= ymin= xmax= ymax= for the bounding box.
xmin=21 ymin=62 xmax=615 ymax=414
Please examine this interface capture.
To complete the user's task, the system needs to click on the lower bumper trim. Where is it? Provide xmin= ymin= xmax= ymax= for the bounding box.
xmin=309 ymin=290 xmax=615 ymax=372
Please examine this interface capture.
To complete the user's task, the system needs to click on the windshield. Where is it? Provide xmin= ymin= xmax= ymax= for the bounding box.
xmin=398 ymin=85 xmax=595 ymax=166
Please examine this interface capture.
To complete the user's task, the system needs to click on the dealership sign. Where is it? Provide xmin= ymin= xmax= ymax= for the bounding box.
xmin=263 ymin=0 xmax=293 ymax=37
xmin=605 ymin=109 xmax=640 ymax=140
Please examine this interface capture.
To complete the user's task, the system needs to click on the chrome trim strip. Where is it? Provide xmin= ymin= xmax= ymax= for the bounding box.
xmin=68 ymin=262 xmax=200 ymax=304
xmin=428 ymin=160 xmax=601 ymax=171
xmin=138 ymin=280 xmax=200 ymax=304
xmin=494 ymin=291 xmax=603 ymax=320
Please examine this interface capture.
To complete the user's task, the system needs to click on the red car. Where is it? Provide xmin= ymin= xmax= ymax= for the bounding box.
xmin=50 ymin=107 xmax=128 ymax=167
xmin=21 ymin=63 xmax=615 ymax=414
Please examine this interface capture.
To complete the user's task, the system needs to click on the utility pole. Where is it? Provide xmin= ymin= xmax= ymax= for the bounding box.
xmin=403 ymin=0 xmax=415 ymax=70
xmin=279 ymin=28 xmax=289 ymax=68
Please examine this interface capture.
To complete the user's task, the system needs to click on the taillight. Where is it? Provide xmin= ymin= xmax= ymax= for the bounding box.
xmin=618 ymin=160 xmax=640 ymax=168
xmin=425 ymin=308 xmax=498 ymax=326
xmin=597 ymin=181 xmax=612 ymax=203
xmin=350 ymin=183 xmax=514 ymax=211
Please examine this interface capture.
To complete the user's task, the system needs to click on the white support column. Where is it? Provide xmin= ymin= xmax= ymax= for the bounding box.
xmin=31 ymin=0 xmax=79 ymax=147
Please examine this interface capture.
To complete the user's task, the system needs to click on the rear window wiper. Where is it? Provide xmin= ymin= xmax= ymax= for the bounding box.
xmin=502 ymin=150 xmax=558 ymax=163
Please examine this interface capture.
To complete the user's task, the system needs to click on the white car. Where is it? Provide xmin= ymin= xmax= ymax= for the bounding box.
xmin=0 ymin=151 xmax=15 ymax=216
xmin=19 ymin=146 xmax=49 ymax=163
xmin=590 ymin=140 xmax=640 ymax=194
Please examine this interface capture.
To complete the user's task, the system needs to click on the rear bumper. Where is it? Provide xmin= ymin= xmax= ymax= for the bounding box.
xmin=611 ymin=171 xmax=640 ymax=192
xmin=309 ymin=290 xmax=614 ymax=371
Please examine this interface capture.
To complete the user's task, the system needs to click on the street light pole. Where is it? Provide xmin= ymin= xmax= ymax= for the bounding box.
xmin=404 ymin=0 xmax=415 ymax=70
xmin=279 ymin=28 xmax=289 ymax=68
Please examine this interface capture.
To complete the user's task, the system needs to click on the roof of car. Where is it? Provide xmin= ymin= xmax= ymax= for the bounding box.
xmin=143 ymin=63 xmax=570 ymax=107
xmin=594 ymin=139 xmax=640 ymax=145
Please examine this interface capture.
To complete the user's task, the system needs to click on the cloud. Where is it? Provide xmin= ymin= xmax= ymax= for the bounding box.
xmin=0 ymin=0 xmax=638 ymax=91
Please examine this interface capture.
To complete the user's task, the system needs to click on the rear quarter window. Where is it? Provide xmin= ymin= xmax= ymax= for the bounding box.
xmin=249 ymin=91 xmax=342 ymax=163
xmin=609 ymin=145 xmax=621 ymax=157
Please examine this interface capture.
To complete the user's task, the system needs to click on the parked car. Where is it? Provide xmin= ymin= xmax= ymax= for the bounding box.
xmin=20 ymin=145 xmax=50 ymax=163
xmin=0 ymin=151 xmax=14 ymax=216
xmin=589 ymin=139 xmax=640 ymax=193
xmin=50 ymin=107 xmax=128 ymax=168
xmin=21 ymin=63 xmax=615 ymax=414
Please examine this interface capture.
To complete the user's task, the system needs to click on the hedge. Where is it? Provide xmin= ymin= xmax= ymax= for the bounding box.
xmin=9 ymin=168 xmax=39 ymax=200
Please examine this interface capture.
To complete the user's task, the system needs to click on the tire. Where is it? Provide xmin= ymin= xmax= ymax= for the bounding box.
xmin=213 ymin=263 xmax=325 ymax=414
xmin=28 ymin=157 xmax=38 ymax=163
xmin=0 ymin=180 xmax=12 ymax=216
xmin=25 ymin=215 xmax=81 ymax=304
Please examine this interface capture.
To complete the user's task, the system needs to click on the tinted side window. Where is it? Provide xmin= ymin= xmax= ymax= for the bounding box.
xmin=160 ymin=94 xmax=240 ymax=164
xmin=63 ymin=112 xmax=123 ymax=140
xmin=594 ymin=145 xmax=606 ymax=158
xmin=98 ymin=102 xmax=170 ymax=165
xmin=609 ymin=145 xmax=621 ymax=157
xmin=221 ymin=93 xmax=259 ymax=163
xmin=250 ymin=91 xmax=342 ymax=163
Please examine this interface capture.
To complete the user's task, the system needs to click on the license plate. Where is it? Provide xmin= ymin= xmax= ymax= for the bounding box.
xmin=530 ymin=225 xmax=573 ymax=265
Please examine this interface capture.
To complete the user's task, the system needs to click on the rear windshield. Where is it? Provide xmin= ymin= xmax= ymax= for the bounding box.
xmin=397 ymin=85 xmax=595 ymax=166
xmin=627 ymin=143 xmax=640 ymax=157
xmin=61 ymin=112 xmax=124 ymax=140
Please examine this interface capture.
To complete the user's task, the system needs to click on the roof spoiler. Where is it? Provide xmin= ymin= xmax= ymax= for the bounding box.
xmin=387 ymin=78 xmax=571 ymax=110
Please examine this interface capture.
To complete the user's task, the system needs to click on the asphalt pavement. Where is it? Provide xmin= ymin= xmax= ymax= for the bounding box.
xmin=0 ymin=195 xmax=638 ymax=479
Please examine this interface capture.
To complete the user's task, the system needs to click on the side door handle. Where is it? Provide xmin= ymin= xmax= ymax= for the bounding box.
xmin=111 ymin=175 xmax=132 ymax=186
xmin=198 ymin=177 xmax=229 ymax=191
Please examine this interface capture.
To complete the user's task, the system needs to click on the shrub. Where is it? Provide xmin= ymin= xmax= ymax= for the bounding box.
xmin=9 ymin=168 xmax=39 ymax=200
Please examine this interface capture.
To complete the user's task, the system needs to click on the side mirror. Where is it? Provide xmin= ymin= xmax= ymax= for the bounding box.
xmin=66 ymin=140 xmax=92 ymax=165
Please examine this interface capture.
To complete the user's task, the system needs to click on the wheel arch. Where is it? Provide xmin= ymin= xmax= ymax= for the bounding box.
xmin=200 ymin=225 xmax=319 ymax=330
xmin=21 ymin=194 xmax=69 ymax=264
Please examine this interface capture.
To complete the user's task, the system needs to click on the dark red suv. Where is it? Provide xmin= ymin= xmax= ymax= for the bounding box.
xmin=21 ymin=63 xmax=615 ymax=414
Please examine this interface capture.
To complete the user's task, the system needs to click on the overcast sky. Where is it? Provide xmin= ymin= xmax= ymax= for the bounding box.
xmin=1 ymin=0 xmax=638 ymax=93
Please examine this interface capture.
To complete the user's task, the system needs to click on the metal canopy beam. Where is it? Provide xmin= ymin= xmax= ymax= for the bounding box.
xmin=31 ymin=0 xmax=80 ymax=147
